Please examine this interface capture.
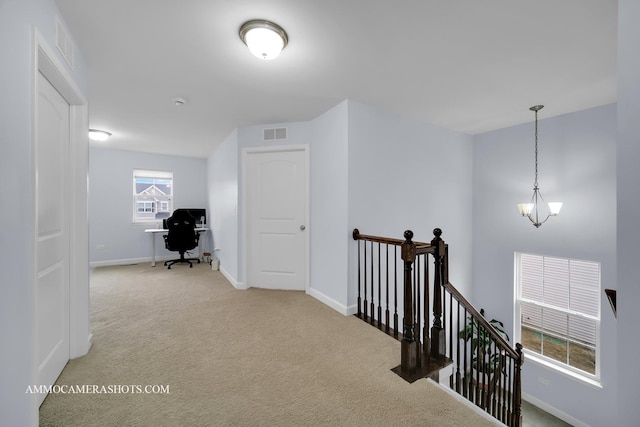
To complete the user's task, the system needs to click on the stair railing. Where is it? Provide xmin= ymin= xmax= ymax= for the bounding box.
xmin=353 ymin=228 xmax=523 ymax=427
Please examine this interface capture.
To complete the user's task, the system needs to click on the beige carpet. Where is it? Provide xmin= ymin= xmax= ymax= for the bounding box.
xmin=39 ymin=262 xmax=499 ymax=426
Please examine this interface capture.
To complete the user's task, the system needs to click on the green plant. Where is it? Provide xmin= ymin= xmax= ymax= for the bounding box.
xmin=458 ymin=308 xmax=510 ymax=374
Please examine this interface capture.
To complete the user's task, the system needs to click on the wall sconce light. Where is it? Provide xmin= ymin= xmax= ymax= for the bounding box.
xmin=239 ymin=20 xmax=288 ymax=60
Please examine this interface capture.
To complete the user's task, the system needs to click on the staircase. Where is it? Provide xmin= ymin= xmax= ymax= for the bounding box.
xmin=353 ymin=228 xmax=523 ymax=427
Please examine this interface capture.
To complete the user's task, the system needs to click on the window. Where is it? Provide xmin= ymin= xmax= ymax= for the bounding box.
xmin=137 ymin=201 xmax=155 ymax=213
xmin=133 ymin=169 xmax=173 ymax=223
xmin=515 ymin=253 xmax=600 ymax=381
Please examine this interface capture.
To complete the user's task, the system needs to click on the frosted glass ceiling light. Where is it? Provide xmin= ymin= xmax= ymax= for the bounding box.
xmin=239 ymin=20 xmax=288 ymax=60
xmin=517 ymin=105 xmax=562 ymax=228
xmin=89 ymin=129 xmax=111 ymax=141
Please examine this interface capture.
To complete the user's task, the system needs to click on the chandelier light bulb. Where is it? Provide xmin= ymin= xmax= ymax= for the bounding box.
xmin=548 ymin=202 xmax=563 ymax=215
xmin=517 ymin=203 xmax=533 ymax=216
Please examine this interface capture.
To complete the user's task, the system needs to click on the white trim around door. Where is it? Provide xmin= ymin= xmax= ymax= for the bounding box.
xmin=32 ymin=27 xmax=90 ymax=410
xmin=241 ymin=145 xmax=310 ymax=292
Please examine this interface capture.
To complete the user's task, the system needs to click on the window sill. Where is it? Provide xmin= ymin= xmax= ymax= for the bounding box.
xmin=524 ymin=351 xmax=602 ymax=390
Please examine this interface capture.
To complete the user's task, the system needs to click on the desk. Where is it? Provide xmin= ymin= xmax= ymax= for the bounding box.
xmin=144 ymin=227 xmax=209 ymax=267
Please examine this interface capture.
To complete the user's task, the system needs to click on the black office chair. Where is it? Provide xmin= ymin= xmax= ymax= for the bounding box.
xmin=163 ymin=210 xmax=200 ymax=269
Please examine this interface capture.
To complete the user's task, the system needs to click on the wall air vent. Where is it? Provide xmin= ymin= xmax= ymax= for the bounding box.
xmin=56 ymin=18 xmax=74 ymax=69
xmin=263 ymin=127 xmax=288 ymax=141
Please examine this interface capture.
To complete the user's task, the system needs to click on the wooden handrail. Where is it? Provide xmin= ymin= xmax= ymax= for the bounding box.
xmin=353 ymin=228 xmax=432 ymax=249
xmin=443 ymin=281 xmax=519 ymax=361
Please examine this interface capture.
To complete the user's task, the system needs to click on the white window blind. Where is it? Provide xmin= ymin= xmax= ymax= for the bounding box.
xmin=517 ymin=253 xmax=600 ymax=379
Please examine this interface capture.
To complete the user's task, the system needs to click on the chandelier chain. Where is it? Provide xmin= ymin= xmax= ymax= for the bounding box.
xmin=534 ymin=108 xmax=539 ymax=188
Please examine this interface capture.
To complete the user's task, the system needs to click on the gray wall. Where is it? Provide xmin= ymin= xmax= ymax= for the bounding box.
xmin=347 ymin=101 xmax=474 ymax=302
xmin=207 ymin=129 xmax=240 ymax=281
xmin=616 ymin=1 xmax=640 ymax=425
xmin=89 ymin=147 xmax=208 ymax=265
xmin=472 ymin=104 xmax=617 ymax=426
xmin=0 ymin=0 xmax=88 ymax=424
xmin=308 ymin=101 xmax=350 ymax=307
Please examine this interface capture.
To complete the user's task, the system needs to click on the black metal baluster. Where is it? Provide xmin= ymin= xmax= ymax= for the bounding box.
xmin=455 ymin=300 xmax=462 ymax=393
xmin=416 ymin=254 xmax=421 ymax=366
xmin=507 ymin=356 xmax=513 ymax=425
xmin=461 ymin=307 xmax=471 ymax=400
xmin=357 ymin=239 xmax=361 ymax=318
xmin=448 ymin=292 xmax=453 ymax=386
xmin=378 ymin=242 xmax=382 ymax=328
xmin=416 ymin=254 xmax=421 ymax=359
xmin=385 ymin=244 xmax=390 ymax=333
xmin=423 ymin=253 xmax=430 ymax=363
xmin=363 ymin=240 xmax=368 ymax=320
xmin=370 ymin=241 xmax=374 ymax=325
xmin=394 ymin=245 xmax=398 ymax=337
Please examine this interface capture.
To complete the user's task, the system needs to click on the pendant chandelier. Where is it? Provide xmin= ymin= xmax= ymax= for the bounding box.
xmin=516 ymin=105 xmax=562 ymax=228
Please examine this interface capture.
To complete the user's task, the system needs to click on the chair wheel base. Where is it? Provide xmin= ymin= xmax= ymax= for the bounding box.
xmin=164 ymin=257 xmax=200 ymax=269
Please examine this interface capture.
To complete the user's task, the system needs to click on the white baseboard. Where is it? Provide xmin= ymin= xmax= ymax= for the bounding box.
xmin=427 ymin=378 xmax=503 ymax=425
xmin=307 ymin=287 xmax=356 ymax=316
xmin=219 ymin=266 xmax=246 ymax=290
xmin=90 ymin=256 xmax=167 ymax=268
xmin=522 ymin=392 xmax=588 ymax=427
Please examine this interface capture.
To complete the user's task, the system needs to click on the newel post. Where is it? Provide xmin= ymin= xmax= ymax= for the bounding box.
xmin=400 ymin=230 xmax=418 ymax=375
xmin=430 ymin=228 xmax=446 ymax=359
xmin=352 ymin=229 xmax=362 ymax=318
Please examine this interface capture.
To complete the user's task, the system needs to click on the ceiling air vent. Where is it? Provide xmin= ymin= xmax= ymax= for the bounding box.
xmin=56 ymin=18 xmax=74 ymax=69
xmin=263 ymin=127 xmax=287 ymax=141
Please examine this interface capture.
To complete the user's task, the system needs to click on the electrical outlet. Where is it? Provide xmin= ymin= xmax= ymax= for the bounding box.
xmin=538 ymin=376 xmax=550 ymax=385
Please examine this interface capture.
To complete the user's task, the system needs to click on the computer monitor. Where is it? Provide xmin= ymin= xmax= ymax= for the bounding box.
xmin=171 ymin=208 xmax=206 ymax=226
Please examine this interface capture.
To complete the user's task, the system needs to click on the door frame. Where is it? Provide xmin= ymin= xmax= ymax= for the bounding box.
xmin=31 ymin=27 xmax=90 ymax=403
xmin=241 ymin=144 xmax=310 ymax=292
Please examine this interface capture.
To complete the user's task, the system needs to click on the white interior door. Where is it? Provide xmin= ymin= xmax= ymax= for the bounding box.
xmin=35 ymin=71 xmax=70 ymax=405
xmin=247 ymin=148 xmax=308 ymax=290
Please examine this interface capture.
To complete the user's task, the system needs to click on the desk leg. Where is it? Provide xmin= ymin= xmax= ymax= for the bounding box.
xmin=151 ymin=232 xmax=156 ymax=267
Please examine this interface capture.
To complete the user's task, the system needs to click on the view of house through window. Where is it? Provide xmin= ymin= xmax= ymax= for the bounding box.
xmin=515 ymin=252 xmax=600 ymax=380
xmin=133 ymin=169 xmax=173 ymax=223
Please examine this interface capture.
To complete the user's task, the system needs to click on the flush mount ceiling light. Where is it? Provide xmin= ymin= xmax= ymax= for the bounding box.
xmin=88 ymin=129 xmax=112 ymax=142
xmin=239 ymin=19 xmax=288 ymax=60
xmin=516 ymin=105 xmax=562 ymax=228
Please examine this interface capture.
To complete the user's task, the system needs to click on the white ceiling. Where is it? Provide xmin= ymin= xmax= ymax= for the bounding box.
xmin=55 ymin=0 xmax=617 ymax=159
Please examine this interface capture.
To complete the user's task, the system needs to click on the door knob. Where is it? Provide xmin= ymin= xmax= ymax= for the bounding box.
xmin=300 ymin=225 xmax=306 ymax=231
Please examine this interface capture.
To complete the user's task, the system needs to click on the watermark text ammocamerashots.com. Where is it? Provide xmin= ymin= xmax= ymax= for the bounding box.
xmin=26 ymin=384 xmax=170 ymax=395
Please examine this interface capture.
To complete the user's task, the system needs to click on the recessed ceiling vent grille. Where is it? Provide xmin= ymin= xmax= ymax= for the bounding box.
xmin=263 ymin=127 xmax=287 ymax=141
xmin=56 ymin=18 xmax=74 ymax=69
